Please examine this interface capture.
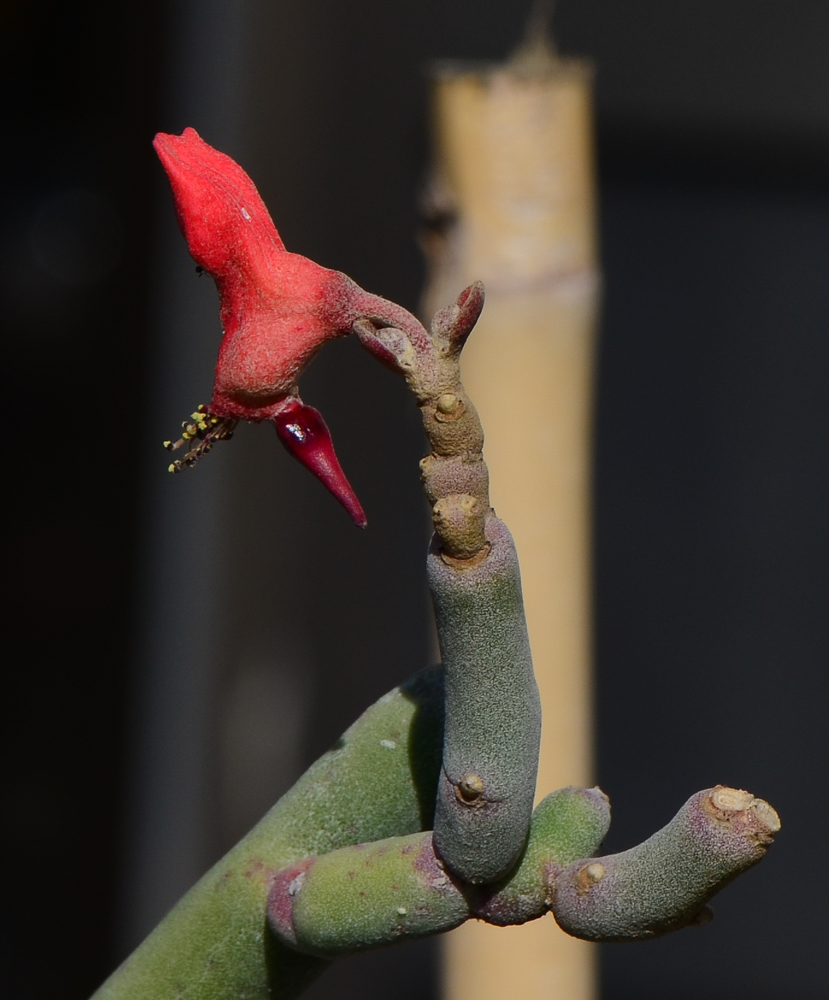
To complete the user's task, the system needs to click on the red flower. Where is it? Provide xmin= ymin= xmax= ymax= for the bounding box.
xmin=154 ymin=127 xmax=424 ymax=526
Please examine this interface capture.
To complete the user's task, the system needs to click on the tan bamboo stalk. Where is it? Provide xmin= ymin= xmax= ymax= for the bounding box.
xmin=422 ymin=41 xmax=600 ymax=1000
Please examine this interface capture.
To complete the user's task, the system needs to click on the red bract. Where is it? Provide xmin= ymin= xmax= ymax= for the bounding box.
xmin=154 ymin=127 xmax=424 ymax=526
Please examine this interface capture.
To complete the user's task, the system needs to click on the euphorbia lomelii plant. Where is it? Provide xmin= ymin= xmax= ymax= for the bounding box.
xmin=93 ymin=129 xmax=780 ymax=999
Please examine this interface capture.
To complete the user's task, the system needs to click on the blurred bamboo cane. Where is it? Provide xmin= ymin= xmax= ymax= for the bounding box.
xmin=422 ymin=13 xmax=599 ymax=1000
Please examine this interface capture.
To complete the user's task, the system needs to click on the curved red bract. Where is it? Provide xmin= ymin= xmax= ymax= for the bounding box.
xmin=154 ymin=127 xmax=422 ymax=525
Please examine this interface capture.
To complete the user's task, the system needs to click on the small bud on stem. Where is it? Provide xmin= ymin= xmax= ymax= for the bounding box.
xmin=551 ymin=786 xmax=781 ymax=942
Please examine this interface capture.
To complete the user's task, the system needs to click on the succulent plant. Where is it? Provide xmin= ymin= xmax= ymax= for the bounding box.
xmin=91 ymin=131 xmax=780 ymax=1000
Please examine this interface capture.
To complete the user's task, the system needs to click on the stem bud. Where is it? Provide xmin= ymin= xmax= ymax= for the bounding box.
xmin=433 ymin=494 xmax=487 ymax=560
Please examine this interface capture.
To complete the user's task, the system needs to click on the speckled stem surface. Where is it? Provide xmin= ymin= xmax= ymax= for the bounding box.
xmin=269 ymin=831 xmax=468 ymax=957
xmin=473 ymin=785 xmax=610 ymax=926
xmin=91 ymin=668 xmax=444 ymax=1000
xmin=95 ymin=280 xmax=786 ymax=1000
xmin=268 ymin=785 xmax=610 ymax=957
xmin=428 ymin=516 xmax=540 ymax=882
xmin=268 ymin=781 xmax=782 ymax=958
xmin=551 ymin=786 xmax=781 ymax=942
xmin=356 ymin=283 xmax=542 ymax=884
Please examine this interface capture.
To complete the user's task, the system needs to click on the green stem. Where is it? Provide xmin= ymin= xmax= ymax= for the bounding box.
xmin=428 ymin=516 xmax=540 ymax=883
xmin=268 ymin=784 xmax=781 ymax=957
xmin=269 ymin=786 xmax=610 ymax=957
xmin=92 ymin=669 xmax=444 ymax=1000
xmin=551 ymin=786 xmax=781 ymax=941
xmin=356 ymin=282 xmax=542 ymax=884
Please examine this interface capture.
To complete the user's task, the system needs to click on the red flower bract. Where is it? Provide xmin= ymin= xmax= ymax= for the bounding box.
xmin=154 ymin=127 xmax=423 ymax=526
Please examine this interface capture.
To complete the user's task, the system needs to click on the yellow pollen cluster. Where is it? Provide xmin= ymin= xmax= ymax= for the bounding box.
xmin=163 ymin=404 xmax=238 ymax=472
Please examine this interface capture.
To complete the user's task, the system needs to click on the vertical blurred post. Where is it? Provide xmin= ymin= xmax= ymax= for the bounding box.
xmin=423 ymin=24 xmax=599 ymax=1000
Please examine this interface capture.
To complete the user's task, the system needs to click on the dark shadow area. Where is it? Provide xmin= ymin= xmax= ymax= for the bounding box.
xmin=402 ymin=666 xmax=446 ymax=831
xmin=264 ymin=921 xmax=332 ymax=1000
xmin=302 ymin=938 xmax=438 ymax=1000
xmin=594 ymin=164 xmax=829 ymax=999
xmin=0 ymin=1 xmax=163 ymax=998
xmin=3 ymin=2 xmax=827 ymax=999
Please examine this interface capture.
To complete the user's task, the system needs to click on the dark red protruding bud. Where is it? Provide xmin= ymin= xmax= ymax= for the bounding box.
xmin=453 ymin=280 xmax=486 ymax=341
xmin=430 ymin=281 xmax=485 ymax=356
xmin=273 ymin=399 xmax=367 ymax=528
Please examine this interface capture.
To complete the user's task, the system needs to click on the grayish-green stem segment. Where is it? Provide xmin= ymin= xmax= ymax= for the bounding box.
xmin=268 ymin=786 xmax=609 ymax=956
xmin=551 ymin=786 xmax=781 ymax=941
xmin=428 ymin=518 xmax=539 ymax=882
xmin=267 ymin=782 xmax=781 ymax=958
xmin=356 ymin=282 xmax=542 ymax=884
xmin=93 ymin=282 xmax=783 ymax=1000
xmin=91 ymin=669 xmax=444 ymax=1000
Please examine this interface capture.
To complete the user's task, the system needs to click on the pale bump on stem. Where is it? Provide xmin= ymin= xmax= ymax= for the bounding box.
xmin=267 ymin=782 xmax=782 ymax=959
xmin=268 ymin=786 xmax=611 ymax=957
xmin=551 ymin=785 xmax=781 ymax=942
xmin=355 ymin=283 xmax=541 ymax=884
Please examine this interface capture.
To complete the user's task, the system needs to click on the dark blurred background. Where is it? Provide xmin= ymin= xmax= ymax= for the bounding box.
xmin=2 ymin=2 xmax=827 ymax=999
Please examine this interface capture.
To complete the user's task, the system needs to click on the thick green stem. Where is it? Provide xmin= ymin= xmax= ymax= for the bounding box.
xmin=268 ymin=786 xmax=610 ymax=957
xmin=268 ymin=783 xmax=781 ymax=957
xmin=98 ymin=281 xmax=783 ymax=1000
xmin=355 ymin=282 xmax=542 ymax=884
xmin=92 ymin=669 xmax=444 ymax=1000
xmin=428 ymin=516 xmax=540 ymax=883
xmin=474 ymin=785 xmax=610 ymax=926
xmin=551 ymin=786 xmax=781 ymax=942
xmin=270 ymin=831 xmax=469 ymax=957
